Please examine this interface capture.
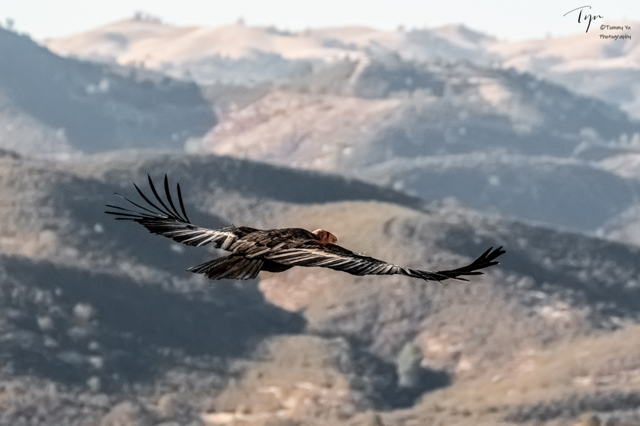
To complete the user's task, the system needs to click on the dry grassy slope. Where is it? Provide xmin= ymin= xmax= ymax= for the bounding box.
xmin=43 ymin=19 xmax=497 ymax=77
xmin=204 ymin=90 xmax=401 ymax=171
xmin=39 ymin=20 xmax=484 ymax=93
xmin=204 ymin=61 xmax=639 ymax=166
xmin=2 ymin=151 xmax=640 ymax=425
xmin=373 ymin=324 xmax=640 ymax=426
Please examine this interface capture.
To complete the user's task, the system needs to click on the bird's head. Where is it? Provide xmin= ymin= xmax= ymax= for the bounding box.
xmin=312 ymin=229 xmax=338 ymax=244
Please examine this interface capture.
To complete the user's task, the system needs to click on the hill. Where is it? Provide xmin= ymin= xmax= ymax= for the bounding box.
xmin=199 ymin=57 xmax=640 ymax=232
xmin=44 ymin=18 xmax=640 ymax=119
xmin=1 ymin=150 xmax=640 ymax=425
xmin=0 ymin=27 xmax=216 ymax=157
xmin=30 ymin=20 xmax=640 ymax=235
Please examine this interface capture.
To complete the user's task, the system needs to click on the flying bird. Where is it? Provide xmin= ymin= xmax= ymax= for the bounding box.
xmin=105 ymin=175 xmax=505 ymax=282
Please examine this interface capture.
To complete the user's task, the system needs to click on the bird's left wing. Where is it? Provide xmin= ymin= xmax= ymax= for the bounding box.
xmin=104 ymin=174 xmax=253 ymax=250
xmin=264 ymin=242 xmax=505 ymax=282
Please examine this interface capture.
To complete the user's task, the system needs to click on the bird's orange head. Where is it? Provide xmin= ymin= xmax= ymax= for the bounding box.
xmin=312 ymin=229 xmax=338 ymax=244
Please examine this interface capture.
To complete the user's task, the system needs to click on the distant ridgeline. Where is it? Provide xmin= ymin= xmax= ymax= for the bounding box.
xmin=0 ymin=27 xmax=216 ymax=155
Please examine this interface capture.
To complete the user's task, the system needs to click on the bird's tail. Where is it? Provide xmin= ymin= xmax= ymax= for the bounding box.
xmin=187 ymin=255 xmax=263 ymax=280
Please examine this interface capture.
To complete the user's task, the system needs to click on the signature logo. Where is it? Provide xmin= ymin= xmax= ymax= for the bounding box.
xmin=564 ymin=5 xmax=603 ymax=32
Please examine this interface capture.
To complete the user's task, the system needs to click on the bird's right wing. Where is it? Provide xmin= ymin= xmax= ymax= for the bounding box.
xmin=104 ymin=174 xmax=253 ymax=250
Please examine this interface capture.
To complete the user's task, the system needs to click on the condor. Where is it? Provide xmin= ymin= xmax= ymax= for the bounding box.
xmin=105 ymin=175 xmax=505 ymax=281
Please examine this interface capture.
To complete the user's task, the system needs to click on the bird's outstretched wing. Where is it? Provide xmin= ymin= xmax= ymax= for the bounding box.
xmin=264 ymin=242 xmax=505 ymax=282
xmin=104 ymin=174 xmax=254 ymax=250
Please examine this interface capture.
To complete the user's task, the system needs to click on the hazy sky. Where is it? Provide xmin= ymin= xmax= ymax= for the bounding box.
xmin=0 ymin=0 xmax=637 ymax=41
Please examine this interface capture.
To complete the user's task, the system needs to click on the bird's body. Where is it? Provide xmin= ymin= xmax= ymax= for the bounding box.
xmin=105 ymin=175 xmax=505 ymax=282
